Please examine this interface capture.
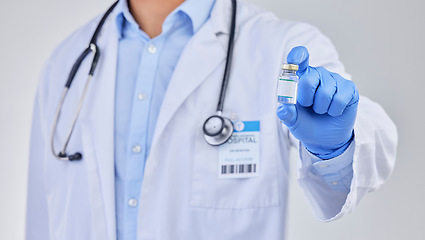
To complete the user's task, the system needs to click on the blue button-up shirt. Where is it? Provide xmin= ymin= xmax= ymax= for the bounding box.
xmin=114 ymin=0 xmax=216 ymax=239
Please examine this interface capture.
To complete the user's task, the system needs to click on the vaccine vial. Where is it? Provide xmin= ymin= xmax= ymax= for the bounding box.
xmin=277 ymin=63 xmax=299 ymax=104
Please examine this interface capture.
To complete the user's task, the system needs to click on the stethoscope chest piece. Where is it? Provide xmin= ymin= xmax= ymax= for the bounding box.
xmin=203 ymin=115 xmax=234 ymax=146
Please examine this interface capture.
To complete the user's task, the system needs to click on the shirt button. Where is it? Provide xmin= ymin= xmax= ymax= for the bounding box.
xmin=138 ymin=93 xmax=147 ymax=101
xmin=132 ymin=145 xmax=141 ymax=153
xmin=128 ymin=198 xmax=138 ymax=207
xmin=319 ymin=164 xmax=329 ymax=168
xmin=148 ymin=44 xmax=157 ymax=54
xmin=331 ymin=181 xmax=339 ymax=185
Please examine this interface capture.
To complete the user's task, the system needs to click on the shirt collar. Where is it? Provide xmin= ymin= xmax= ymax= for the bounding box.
xmin=115 ymin=0 xmax=215 ymax=38
xmin=178 ymin=0 xmax=215 ymax=33
xmin=115 ymin=0 xmax=139 ymax=39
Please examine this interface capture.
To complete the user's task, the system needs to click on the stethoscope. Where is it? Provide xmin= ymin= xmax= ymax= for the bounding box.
xmin=51 ymin=0 xmax=237 ymax=161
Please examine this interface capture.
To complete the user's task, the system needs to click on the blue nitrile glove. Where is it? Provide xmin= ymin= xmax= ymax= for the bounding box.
xmin=276 ymin=46 xmax=359 ymax=159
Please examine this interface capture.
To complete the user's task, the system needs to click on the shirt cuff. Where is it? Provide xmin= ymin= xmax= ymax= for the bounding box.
xmin=301 ymin=140 xmax=355 ymax=193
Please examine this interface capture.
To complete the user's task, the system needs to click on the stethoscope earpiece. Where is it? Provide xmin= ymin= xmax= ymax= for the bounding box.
xmin=203 ymin=116 xmax=234 ymax=146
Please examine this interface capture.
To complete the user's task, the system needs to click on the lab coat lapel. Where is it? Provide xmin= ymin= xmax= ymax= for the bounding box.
xmin=150 ymin=20 xmax=227 ymax=151
xmin=79 ymin=17 xmax=118 ymax=240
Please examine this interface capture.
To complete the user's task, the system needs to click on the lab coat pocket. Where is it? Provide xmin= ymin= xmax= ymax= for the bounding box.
xmin=190 ymin=115 xmax=280 ymax=209
xmin=44 ymin=127 xmax=95 ymax=236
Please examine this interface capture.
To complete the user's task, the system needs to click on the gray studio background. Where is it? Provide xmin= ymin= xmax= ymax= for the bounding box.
xmin=0 ymin=0 xmax=423 ymax=239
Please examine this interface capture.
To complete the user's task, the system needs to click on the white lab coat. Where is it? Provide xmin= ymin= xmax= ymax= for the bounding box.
xmin=26 ymin=0 xmax=398 ymax=239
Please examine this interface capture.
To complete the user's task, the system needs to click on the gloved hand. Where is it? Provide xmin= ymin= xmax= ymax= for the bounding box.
xmin=276 ymin=46 xmax=359 ymax=159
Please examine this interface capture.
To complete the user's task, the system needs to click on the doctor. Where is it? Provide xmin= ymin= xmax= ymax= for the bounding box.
xmin=26 ymin=0 xmax=398 ymax=239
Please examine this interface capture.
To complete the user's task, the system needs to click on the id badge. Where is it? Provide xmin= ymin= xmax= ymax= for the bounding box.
xmin=218 ymin=121 xmax=260 ymax=179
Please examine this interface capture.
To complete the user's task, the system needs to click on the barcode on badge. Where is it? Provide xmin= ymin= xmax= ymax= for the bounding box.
xmin=221 ymin=164 xmax=257 ymax=175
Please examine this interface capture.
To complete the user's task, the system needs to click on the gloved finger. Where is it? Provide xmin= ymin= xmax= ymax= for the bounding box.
xmin=276 ymin=103 xmax=297 ymax=128
xmin=312 ymin=67 xmax=337 ymax=114
xmin=327 ymin=72 xmax=359 ymax=116
xmin=297 ymin=67 xmax=320 ymax=107
xmin=286 ymin=46 xmax=309 ymax=75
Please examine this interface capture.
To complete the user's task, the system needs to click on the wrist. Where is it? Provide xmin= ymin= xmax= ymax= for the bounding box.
xmin=303 ymin=130 xmax=355 ymax=160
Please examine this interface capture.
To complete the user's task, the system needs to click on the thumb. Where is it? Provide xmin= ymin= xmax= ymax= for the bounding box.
xmin=286 ymin=46 xmax=309 ymax=75
xmin=276 ymin=104 xmax=297 ymax=127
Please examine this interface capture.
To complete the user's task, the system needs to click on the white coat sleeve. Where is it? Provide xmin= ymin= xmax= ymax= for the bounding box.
xmin=282 ymin=23 xmax=398 ymax=221
xmin=26 ymin=64 xmax=50 ymax=239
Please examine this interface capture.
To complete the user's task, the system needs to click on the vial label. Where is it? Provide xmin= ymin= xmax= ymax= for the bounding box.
xmin=277 ymin=78 xmax=297 ymax=104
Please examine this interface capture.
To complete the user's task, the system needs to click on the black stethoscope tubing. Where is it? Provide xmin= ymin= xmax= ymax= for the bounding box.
xmin=51 ymin=0 xmax=237 ymax=161
xmin=217 ymin=0 xmax=236 ymax=113
xmin=67 ymin=1 xmax=118 ymax=89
